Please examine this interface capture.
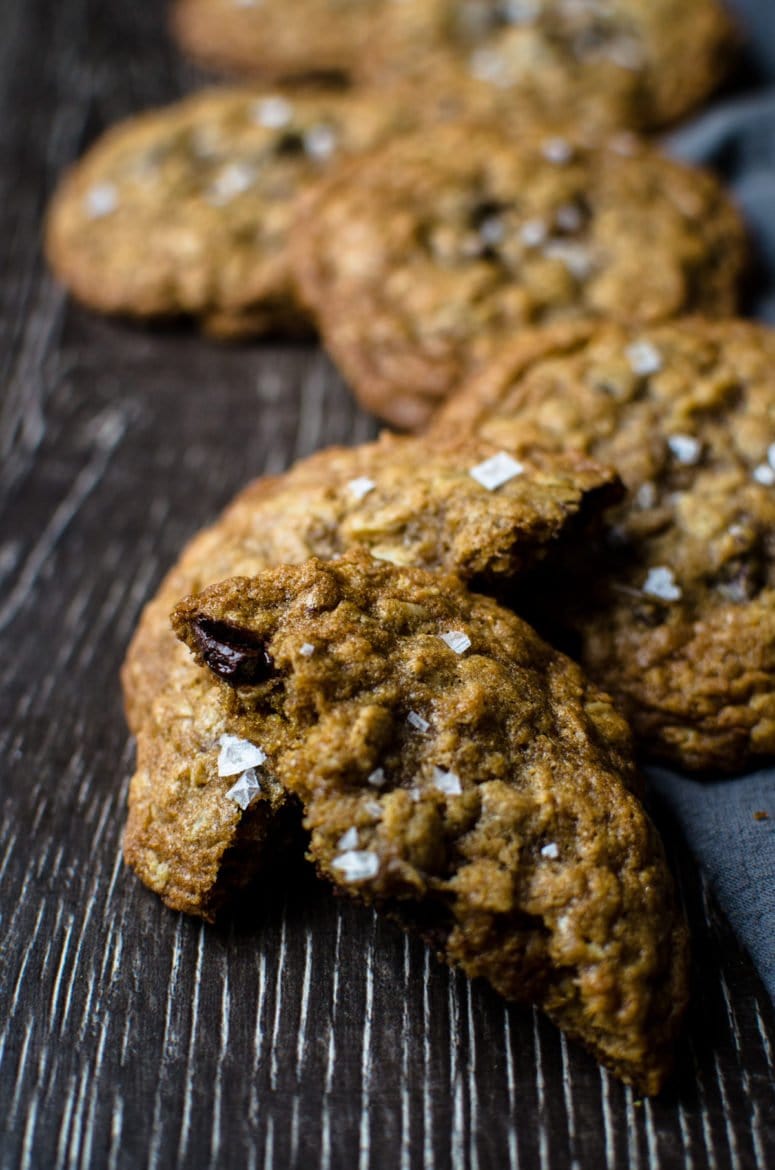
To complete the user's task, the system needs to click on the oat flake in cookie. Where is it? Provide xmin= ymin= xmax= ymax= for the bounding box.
xmin=291 ymin=125 xmax=746 ymax=429
xmin=365 ymin=0 xmax=738 ymax=132
xmin=434 ymin=319 xmax=775 ymax=774
xmin=173 ymin=550 xmax=689 ymax=1095
xmin=44 ymin=87 xmax=414 ymax=337
xmin=122 ymin=433 xmax=617 ymax=919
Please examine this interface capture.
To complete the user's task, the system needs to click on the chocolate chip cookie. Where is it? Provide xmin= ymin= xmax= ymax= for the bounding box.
xmin=172 ymin=550 xmax=689 ymax=1095
xmin=171 ymin=0 xmax=386 ymax=81
xmin=45 ymin=87 xmax=413 ymax=336
xmin=122 ymin=434 xmax=616 ymax=921
xmin=364 ymin=0 xmax=737 ymax=131
xmin=291 ymin=125 xmax=747 ymax=429
xmin=434 ymin=319 xmax=775 ymax=774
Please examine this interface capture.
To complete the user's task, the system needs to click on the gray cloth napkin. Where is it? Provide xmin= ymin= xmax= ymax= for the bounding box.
xmin=639 ymin=0 xmax=775 ymax=1002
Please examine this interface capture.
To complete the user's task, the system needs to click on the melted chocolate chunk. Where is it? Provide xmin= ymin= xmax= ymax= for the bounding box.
xmin=191 ymin=618 xmax=274 ymax=686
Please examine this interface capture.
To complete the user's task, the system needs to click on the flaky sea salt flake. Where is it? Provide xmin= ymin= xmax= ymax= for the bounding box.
xmin=218 ymin=734 xmax=267 ymax=777
xmin=332 ymin=850 xmax=380 ymax=882
xmin=469 ymin=452 xmax=524 ymax=491
xmin=541 ymin=137 xmax=574 ymax=164
xmin=367 ymin=767 xmax=386 ymax=787
xmin=347 ymin=476 xmax=376 ymax=501
xmin=337 ymin=827 xmax=359 ymax=851
xmin=407 ymin=711 xmax=430 ymax=733
xmin=643 ymin=566 xmax=682 ymax=602
xmin=439 ymin=630 xmax=471 ymax=655
xmin=667 ymin=434 xmax=701 ymax=465
xmin=626 ymin=341 xmax=663 ymax=377
xmin=85 ymin=183 xmax=118 ymax=219
xmin=254 ymin=95 xmax=294 ymax=128
xmin=299 ymin=642 xmax=315 ymax=657
xmin=225 ymin=768 xmax=262 ymax=811
xmin=753 ymin=464 xmax=775 ymax=486
xmin=541 ymin=842 xmax=560 ymax=859
xmin=431 ymin=767 xmax=462 ymax=796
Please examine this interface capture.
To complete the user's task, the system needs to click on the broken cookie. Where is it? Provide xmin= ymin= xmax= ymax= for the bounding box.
xmin=172 ymin=550 xmax=689 ymax=1095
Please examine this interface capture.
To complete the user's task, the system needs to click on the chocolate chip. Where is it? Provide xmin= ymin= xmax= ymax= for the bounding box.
xmin=191 ymin=618 xmax=274 ymax=686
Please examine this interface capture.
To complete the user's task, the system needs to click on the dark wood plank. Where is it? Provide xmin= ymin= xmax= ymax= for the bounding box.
xmin=0 ymin=2 xmax=773 ymax=1168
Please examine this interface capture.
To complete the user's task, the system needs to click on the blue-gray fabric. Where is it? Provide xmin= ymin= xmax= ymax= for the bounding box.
xmin=634 ymin=0 xmax=775 ymax=1002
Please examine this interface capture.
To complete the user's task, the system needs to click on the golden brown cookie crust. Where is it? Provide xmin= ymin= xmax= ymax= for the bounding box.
xmin=45 ymin=87 xmax=413 ymax=334
xmin=173 ymin=550 xmax=689 ymax=1095
xmin=121 ymin=433 xmax=617 ymax=918
xmin=434 ymin=318 xmax=775 ymax=774
xmin=364 ymin=0 xmax=738 ymax=131
xmin=171 ymin=0 xmax=386 ymax=81
xmin=291 ymin=125 xmax=747 ymax=429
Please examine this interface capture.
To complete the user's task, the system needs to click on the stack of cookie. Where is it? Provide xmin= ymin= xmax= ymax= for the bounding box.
xmin=45 ymin=1 xmax=775 ymax=1094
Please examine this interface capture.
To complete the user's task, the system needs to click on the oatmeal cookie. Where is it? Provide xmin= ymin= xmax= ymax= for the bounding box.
xmin=173 ymin=550 xmax=689 ymax=1095
xmin=434 ymin=319 xmax=775 ymax=773
xmin=291 ymin=125 xmax=746 ymax=428
xmin=122 ymin=433 xmax=617 ymax=918
xmin=45 ymin=87 xmax=413 ymax=336
xmin=171 ymin=0 xmax=386 ymax=81
xmin=365 ymin=0 xmax=737 ymax=131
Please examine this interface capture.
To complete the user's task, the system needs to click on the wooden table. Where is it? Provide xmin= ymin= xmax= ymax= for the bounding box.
xmin=1 ymin=2 xmax=774 ymax=1167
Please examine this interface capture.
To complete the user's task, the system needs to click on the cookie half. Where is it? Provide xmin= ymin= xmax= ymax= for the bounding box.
xmin=434 ymin=318 xmax=775 ymax=774
xmin=122 ymin=433 xmax=617 ymax=919
xmin=291 ymin=125 xmax=747 ymax=428
xmin=173 ymin=550 xmax=689 ymax=1095
xmin=45 ymin=87 xmax=413 ymax=336
xmin=364 ymin=0 xmax=738 ymax=131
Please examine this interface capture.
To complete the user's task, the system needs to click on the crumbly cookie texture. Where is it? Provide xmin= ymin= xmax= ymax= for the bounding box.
xmin=122 ymin=434 xmax=617 ymax=917
xmin=173 ymin=551 xmax=689 ymax=1095
xmin=364 ymin=0 xmax=738 ymax=131
xmin=291 ymin=125 xmax=746 ymax=429
xmin=171 ymin=0 xmax=386 ymax=80
xmin=44 ymin=87 xmax=413 ymax=336
xmin=434 ymin=319 xmax=775 ymax=774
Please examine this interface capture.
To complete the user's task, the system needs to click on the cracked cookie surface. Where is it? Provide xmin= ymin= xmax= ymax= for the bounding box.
xmin=434 ymin=319 xmax=775 ymax=773
xmin=45 ymin=87 xmax=413 ymax=336
xmin=292 ymin=125 xmax=746 ymax=428
xmin=173 ymin=550 xmax=689 ymax=1095
xmin=122 ymin=433 xmax=617 ymax=917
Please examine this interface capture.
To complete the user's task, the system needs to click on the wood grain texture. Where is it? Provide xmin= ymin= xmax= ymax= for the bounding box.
xmin=0 ymin=2 xmax=773 ymax=1168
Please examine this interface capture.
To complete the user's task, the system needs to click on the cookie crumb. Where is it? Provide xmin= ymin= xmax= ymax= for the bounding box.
xmin=754 ymin=810 xmax=769 ymax=822
xmin=469 ymin=452 xmax=524 ymax=491
xmin=217 ymin=733 xmax=267 ymax=776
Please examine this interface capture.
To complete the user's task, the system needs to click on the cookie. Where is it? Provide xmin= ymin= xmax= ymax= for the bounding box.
xmin=173 ymin=550 xmax=689 ymax=1095
xmin=291 ymin=125 xmax=747 ymax=429
xmin=170 ymin=0 xmax=386 ymax=81
xmin=364 ymin=0 xmax=737 ymax=131
xmin=434 ymin=319 xmax=775 ymax=774
xmin=45 ymin=87 xmax=413 ymax=336
xmin=122 ymin=433 xmax=617 ymax=919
